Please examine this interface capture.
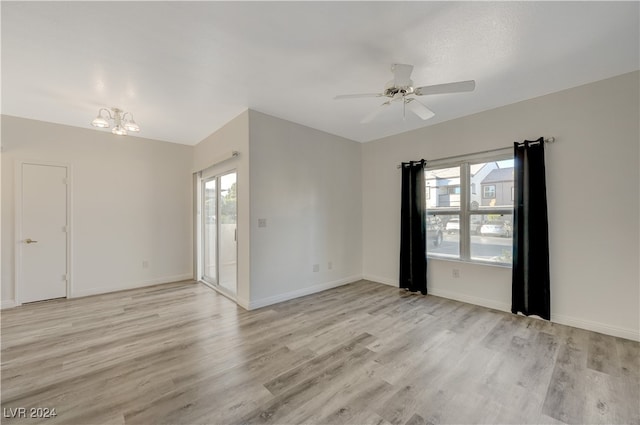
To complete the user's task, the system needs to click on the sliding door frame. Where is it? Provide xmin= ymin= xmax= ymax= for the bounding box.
xmin=195 ymin=167 xmax=238 ymax=302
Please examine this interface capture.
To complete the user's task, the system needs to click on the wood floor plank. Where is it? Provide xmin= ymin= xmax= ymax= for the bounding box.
xmin=277 ymin=362 xmax=390 ymax=425
xmin=616 ymin=335 xmax=640 ymax=379
xmin=240 ymin=344 xmax=377 ymax=424
xmin=542 ymin=327 xmax=590 ymax=424
xmin=583 ymin=368 xmax=640 ymax=424
xmin=587 ymin=332 xmax=621 ymax=376
xmin=316 ymin=372 xmax=394 ymax=425
xmin=404 ymin=413 xmax=427 ymax=425
xmin=1 ymin=279 xmax=638 ymax=425
xmin=263 ymin=332 xmax=375 ymax=396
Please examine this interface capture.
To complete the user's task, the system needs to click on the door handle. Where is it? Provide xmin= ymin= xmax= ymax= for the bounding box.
xmin=25 ymin=238 xmax=38 ymax=244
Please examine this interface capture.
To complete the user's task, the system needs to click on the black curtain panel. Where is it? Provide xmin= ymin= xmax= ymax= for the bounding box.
xmin=399 ymin=160 xmax=427 ymax=294
xmin=512 ymin=138 xmax=550 ymax=320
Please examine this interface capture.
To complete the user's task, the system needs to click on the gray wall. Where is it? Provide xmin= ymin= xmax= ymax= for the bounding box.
xmin=248 ymin=110 xmax=363 ymax=307
xmin=1 ymin=116 xmax=194 ymax=305
xmin=193 ymin=110 xmax=251 ymax=306
xmin=362 ymin=71 xmax=639 ymax=340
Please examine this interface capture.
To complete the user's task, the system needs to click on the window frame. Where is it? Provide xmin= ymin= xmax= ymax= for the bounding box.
xmin=482 ymin=185 xmax=496 ymax=199
xmin=425 ymin=149 xmax=513 ymax=266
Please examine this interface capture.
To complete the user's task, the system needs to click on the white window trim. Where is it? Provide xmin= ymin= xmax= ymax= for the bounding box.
xmin=426 ymin=149 xmax=513 ymax=266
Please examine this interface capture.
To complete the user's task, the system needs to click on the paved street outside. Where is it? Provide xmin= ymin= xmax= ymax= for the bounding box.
xmin=427 ymin=233 xmax=512 ymax=263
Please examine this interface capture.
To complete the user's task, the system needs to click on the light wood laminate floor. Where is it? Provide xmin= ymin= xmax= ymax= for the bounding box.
xmin=1 ymin=280 xmax=638 ymax=424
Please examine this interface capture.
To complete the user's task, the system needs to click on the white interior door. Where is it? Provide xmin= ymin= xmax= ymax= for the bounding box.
xmin=20 ymin=163 xmax=68 ymax=303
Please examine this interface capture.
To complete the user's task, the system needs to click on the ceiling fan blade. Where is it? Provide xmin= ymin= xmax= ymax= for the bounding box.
xmin=360 ymin=102 xmax=391 ymax=124
xmin=334 ymin=93 xmax=384 ymax=100
xmin=414 ymin=80 xmax=476 ymax=96
xmin=361 ymin=93 xmax=405 ymax=123
xmin=406 ymin=98 xmax=435 ymax=120
xmin=385 ymin=92 xmax=404 ymax=104
xmin=392 ymin=63 xmax=414 ymax=87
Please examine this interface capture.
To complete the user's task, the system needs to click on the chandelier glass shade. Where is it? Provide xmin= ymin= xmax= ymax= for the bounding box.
xmin=91 ymin=107 xmax=140 ymax=136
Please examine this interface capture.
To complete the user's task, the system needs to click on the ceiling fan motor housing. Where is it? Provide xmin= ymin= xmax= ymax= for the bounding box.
xmin=383 ymin=80 xmax=415 ymax=98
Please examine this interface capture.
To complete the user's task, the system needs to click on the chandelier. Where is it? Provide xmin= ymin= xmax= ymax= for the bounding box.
xmin=91 ymin=107 xmax=140 ymax=136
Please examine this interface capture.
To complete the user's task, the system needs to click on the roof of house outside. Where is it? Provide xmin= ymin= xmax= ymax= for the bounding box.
xmin=482 ymin=167 xmax=514 ymax=184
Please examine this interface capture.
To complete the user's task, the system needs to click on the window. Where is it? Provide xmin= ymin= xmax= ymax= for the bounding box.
xmin=483 ymin=185 xmax=496 ymax=199
xmin=425 ymin=153 xmax=514 ymax=266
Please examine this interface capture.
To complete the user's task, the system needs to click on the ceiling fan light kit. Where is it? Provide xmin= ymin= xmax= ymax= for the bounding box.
xmin=91 ymin=107 xmax=140 ymax=136
xmin=335 ymin=63 xmax=476 ymax=124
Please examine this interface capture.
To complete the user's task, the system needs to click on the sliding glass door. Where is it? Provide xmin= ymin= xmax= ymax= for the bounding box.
xmin=201 ymin=170 xmax=237 ymax=298
xmin=218 ymin=172 xmax=237 ymax=294
xmin=202 ymin=177 xmax=217 ymax=284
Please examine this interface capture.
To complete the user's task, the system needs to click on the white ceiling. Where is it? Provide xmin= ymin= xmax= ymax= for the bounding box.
xmin=2 ymin=2 xmax=638 ymax=145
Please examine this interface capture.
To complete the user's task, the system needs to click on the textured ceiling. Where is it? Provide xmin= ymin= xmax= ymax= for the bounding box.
xmin=2 ymin=1 xmax=638 ymax=145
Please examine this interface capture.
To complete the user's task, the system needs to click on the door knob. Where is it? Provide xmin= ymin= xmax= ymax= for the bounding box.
xmin=25 ymin=238 xmax=38 ymax=244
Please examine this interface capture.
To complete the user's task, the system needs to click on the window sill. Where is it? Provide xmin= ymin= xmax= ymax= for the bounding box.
xmin=427 ymin=256 xmax=512 ymax=269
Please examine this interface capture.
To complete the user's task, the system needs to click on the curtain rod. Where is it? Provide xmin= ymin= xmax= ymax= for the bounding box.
xmin=397 ymin=137 xmax=555 ymax=168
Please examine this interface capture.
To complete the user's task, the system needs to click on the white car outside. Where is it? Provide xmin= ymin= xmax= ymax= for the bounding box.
xmin=445 ymin=218 xmax=459 ymax=234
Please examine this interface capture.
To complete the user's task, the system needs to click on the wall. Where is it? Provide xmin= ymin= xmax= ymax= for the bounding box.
xmin=193 ymin=110 xmax=251 ymax=307
xmin=362 ymin=71 xmax=640 ymax=341
xmin=1 ymin=116 xmax=193 ymax=306
xmin=248 ymin=110 xmax=362 ymax=308
xmin=1 ymin=119 xmax=3 ymax=308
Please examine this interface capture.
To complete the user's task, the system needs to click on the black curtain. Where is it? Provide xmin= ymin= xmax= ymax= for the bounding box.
xmin=399 ymin=160 xmax=427 ymax=294
xmin=512 ymin=138 xmax=550 ymax=320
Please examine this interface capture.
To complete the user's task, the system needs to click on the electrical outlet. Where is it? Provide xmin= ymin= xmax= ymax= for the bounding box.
xmin=258 ymin=218 xmax=267 ymax=228
xmin=452 ymin=268 xmax=460 ymax=278
xmin=313 ymin=264 xmax=320 ymax=272
xmin=142 ymin=260 xmax=149 ymax=269
xmin=328 ymin=261 xmax=333 ymax=270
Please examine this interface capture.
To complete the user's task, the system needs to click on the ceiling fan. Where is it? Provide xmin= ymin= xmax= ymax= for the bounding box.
xmin=334 ymin=64 xmax=475 ymax=123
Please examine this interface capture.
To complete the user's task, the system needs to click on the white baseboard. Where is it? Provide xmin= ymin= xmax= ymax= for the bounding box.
xmin=430 ymin=289 xmax=639 ymax=341
xmin=1 ymin=299 xmax=17 ymax=309
xmin=247 ymin=275 xmax=362 ymax=310
xmin=361 ymin=278 xmax=638 ymax=342
xmin=362 ymin=274 xmax=397 ymax=287
xmin=363 ymin=275 xmax=512 ymax=314
xmin=236 ymin=296 xmax=250 ymax=310
xmin=552 ymin=313 xmax=639 ymax=342
xmin=71 ymin=273 xmax=194 ymax=298
xmin=428 ymin=288 xmax=511 ymax=313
